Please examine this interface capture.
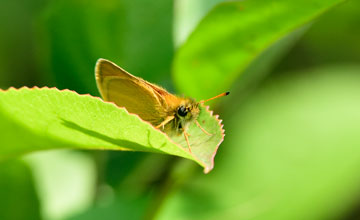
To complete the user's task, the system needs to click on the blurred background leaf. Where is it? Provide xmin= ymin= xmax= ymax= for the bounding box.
xmin=173 ymin=0 xmax=224 ymax=46
xmin=0 ymin=160 xmax=41 ymax=220
xmin=173 ymin=0 xmax=345 ymax=100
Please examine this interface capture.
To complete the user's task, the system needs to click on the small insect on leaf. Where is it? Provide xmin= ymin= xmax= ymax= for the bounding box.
xmin=95 ymin=58 xmax=228 ymax=172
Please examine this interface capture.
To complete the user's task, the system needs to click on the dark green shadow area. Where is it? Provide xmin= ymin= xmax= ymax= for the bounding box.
xmin=60 ymin=118 xmax=166 ymax=154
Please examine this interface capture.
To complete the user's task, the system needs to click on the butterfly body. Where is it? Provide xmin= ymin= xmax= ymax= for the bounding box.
xmin=95 ymin=58 xmax=228 ymax=152
xmin=95 ymin=59 xmax=200 ymax=137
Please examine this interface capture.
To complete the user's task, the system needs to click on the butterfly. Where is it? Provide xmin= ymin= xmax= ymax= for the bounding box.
xmin=95 ymin=58 xmax=228 ymax=152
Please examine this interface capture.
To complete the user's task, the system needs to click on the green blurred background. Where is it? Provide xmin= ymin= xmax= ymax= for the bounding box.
xmin=1 ymin=0 xmax=360 ymax=219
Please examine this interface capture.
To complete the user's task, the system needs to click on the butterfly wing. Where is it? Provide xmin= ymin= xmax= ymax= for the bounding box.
xmin=95 ymin=58 xmax=171 ymax=125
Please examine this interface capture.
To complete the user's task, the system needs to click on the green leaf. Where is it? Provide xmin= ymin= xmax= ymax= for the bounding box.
xmin=173 ymin=0 xmax=346 ymax=100
xmin=157 ymin=65 xmax=360 ymax=220
xmin=173 ymin=0 xmax=225 ymax=46
xmin=0 ymin=87 xmax=224 ymax=173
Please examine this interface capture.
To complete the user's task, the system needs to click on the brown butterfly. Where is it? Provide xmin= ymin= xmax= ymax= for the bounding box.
xmin=95 ymin=58 xmax=229 ymax=152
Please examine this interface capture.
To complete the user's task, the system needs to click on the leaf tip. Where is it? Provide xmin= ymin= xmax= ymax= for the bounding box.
xmin=201 ymin=106 xmax=225 ymax=173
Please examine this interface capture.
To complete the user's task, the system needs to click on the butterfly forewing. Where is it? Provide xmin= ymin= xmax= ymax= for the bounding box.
xmin=95 ymin=59 xmax=169 ymax=125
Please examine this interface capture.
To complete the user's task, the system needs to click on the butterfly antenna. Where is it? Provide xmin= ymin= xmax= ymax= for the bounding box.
xmin=200 ymin=92 xmax=230 ymax=103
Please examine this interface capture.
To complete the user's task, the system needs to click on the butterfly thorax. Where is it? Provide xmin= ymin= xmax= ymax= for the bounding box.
xmin=162 ymin=98 xmax=200 ymax=136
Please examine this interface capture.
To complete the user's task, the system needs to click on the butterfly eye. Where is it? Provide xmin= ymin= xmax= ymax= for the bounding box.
xmin=177 ymin=106 xmax=187 ymax=117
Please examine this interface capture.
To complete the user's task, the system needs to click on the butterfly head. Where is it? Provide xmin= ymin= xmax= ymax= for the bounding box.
xmin=173 ymin=99 xmax=200 ymax=132
xmin=176 ymin=99 xmax=200 ymax=121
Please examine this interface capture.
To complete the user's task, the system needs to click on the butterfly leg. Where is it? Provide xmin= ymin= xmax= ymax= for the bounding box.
xmin=155 ymin=115 xmax=175 ymax=130
xmin=195 ymin=120 xmax=212 ymax=136
xmin=183 ymin=129 xmax=192 ymax=153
